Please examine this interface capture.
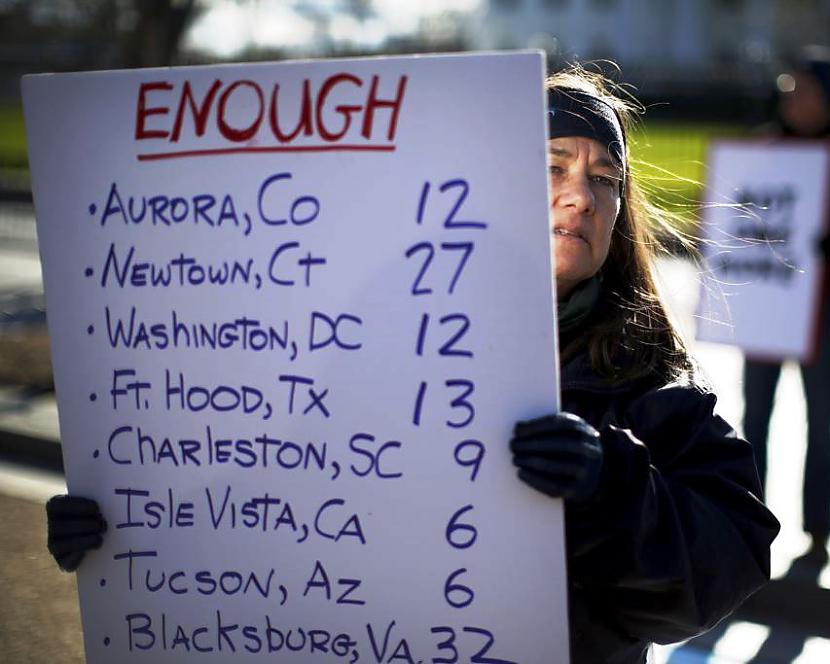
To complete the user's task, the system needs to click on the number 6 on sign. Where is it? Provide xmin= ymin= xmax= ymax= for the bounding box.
xmin=446 ymin=504 xmax=478 ymax=549
xmin=444 ymin=568 xmax=475 ymax=609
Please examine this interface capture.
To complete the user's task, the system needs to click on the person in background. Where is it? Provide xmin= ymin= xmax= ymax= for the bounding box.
xmin=742 ymin=45 xmax=830 ymax=565
xmin=47 ymin=65 xmax=780 ymax=664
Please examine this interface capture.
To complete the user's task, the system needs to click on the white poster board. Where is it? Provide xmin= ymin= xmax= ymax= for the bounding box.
xmin=696 ymin=139 xmax=830 ymax=361
xmin=23 ymin=52 xmax=568 ymax=662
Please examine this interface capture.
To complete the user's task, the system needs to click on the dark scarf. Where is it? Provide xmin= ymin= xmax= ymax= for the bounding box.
xmin=557 ymin=275 xmax=601 ymax=336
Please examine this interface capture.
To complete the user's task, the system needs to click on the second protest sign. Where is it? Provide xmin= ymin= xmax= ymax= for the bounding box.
xmin=697 ymin=139 xmax=830 ymax=361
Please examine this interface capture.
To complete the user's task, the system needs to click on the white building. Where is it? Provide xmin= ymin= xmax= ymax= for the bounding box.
xmin=469 ymin=0 xmax=830 ymax=87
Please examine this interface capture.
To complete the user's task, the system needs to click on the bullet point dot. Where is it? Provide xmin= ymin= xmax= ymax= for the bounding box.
xmin=87 ymin=325 xmax=94 ymax=335
xmin=89 ymin=204 xmax=97 ymax=215
xmin=100 ymin=578 xmax=106 ymax=587
xmin=89 ymin=393 xmax=97 ymax=402
xmin=93 ymin=450 xmax=99 ymax=459
xmin=104 ymin=637 xmax=110 ymax=646
xmin=85 ymin=267 xmax=93 ymax=277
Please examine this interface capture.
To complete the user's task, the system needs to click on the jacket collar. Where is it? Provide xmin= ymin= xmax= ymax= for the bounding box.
xmin=560 ymin=348 xmax=704 ymax=395
xmin=560 ymin=351 xmax=633 ymax=394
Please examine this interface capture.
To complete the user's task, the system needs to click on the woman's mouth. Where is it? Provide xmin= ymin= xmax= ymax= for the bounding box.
xmin=554 ymin=228 xmax=587 ymax=243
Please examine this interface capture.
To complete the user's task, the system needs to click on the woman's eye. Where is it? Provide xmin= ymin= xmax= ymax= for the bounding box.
xmin=548 ymin=165 xmax=565 ymax=177
xmin=591 ymin=174 xmax=618 ymax=189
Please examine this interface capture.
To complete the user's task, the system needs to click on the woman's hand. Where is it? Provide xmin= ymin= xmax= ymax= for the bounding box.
xmin=45 ymin=495 xmax=107 ymax=572
xmin=510 ymin=412 xmax=603 ymax=503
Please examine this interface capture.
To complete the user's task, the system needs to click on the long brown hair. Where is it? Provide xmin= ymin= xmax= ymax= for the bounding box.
xmin=548 ymin=65 xmax=692 ymax=382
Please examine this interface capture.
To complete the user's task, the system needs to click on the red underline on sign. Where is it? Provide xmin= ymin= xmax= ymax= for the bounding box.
xmin=137 ymin=144 xmax=397 ymax=161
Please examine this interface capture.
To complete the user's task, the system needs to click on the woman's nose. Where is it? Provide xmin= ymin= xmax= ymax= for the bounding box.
xmin=555 ymin=175 xmax=595 ymax=214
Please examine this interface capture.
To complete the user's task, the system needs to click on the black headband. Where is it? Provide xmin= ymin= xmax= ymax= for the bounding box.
xmin=547 ymin=88 xmax=627 ymax=189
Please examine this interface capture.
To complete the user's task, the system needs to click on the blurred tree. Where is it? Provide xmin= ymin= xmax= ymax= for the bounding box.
xmin=122 ymin=0 xmax=201 ymax=67
xmin=0 ymin=0 xmax=203 ymax=71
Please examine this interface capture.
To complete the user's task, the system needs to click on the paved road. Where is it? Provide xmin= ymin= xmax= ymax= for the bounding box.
xmin=0 ymin=491 xmax=84 ymax=664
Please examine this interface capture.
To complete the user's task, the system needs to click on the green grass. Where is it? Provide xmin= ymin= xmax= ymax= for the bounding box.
xmin=0 ymin=102 xmax=28 ymax=168
xmin=629 ymin=122 xmax=749 ymax=230
xmin=0 ymin=101 xmax=29 ymax=187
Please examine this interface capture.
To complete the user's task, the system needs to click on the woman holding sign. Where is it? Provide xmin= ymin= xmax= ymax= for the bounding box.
xmin=508 ymin=68 xmax=779 ymax=662
xmin=47 ymin=66 xmax=779 ymax=664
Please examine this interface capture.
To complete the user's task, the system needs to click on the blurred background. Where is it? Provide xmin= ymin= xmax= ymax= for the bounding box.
xmin=3 ymin=0 xmax=830 ymax=211
xmin=1 ymin=1 xmax=830 ymax=662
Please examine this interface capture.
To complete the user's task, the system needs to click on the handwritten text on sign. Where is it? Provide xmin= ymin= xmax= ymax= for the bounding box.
xmin=134 ymin=72 xmax=407 ymax=157
xmin=23 ymin=52 xmax=567 ymax=663
xmin=696 ymin=140 xmax=830 ymax=361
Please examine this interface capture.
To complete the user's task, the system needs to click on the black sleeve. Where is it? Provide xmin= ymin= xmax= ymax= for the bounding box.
xmin=565 ymin=384 xmax=780 ymax=644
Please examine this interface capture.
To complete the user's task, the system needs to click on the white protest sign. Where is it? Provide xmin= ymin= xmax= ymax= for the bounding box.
xmin=696 ymin=139 xmax=830 ymax=361
xmin=23 ymin=52 xmax=568 ymax=663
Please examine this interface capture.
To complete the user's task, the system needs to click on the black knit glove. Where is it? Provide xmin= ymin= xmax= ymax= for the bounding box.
xmin=510 ymin=412 xmax=603 ymax=503
xmin=46 ymin=495 xmax=106 ymax=572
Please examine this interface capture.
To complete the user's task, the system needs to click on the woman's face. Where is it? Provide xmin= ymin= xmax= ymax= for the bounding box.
xmin=549 ymin=136 xmax=622 ymax=299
